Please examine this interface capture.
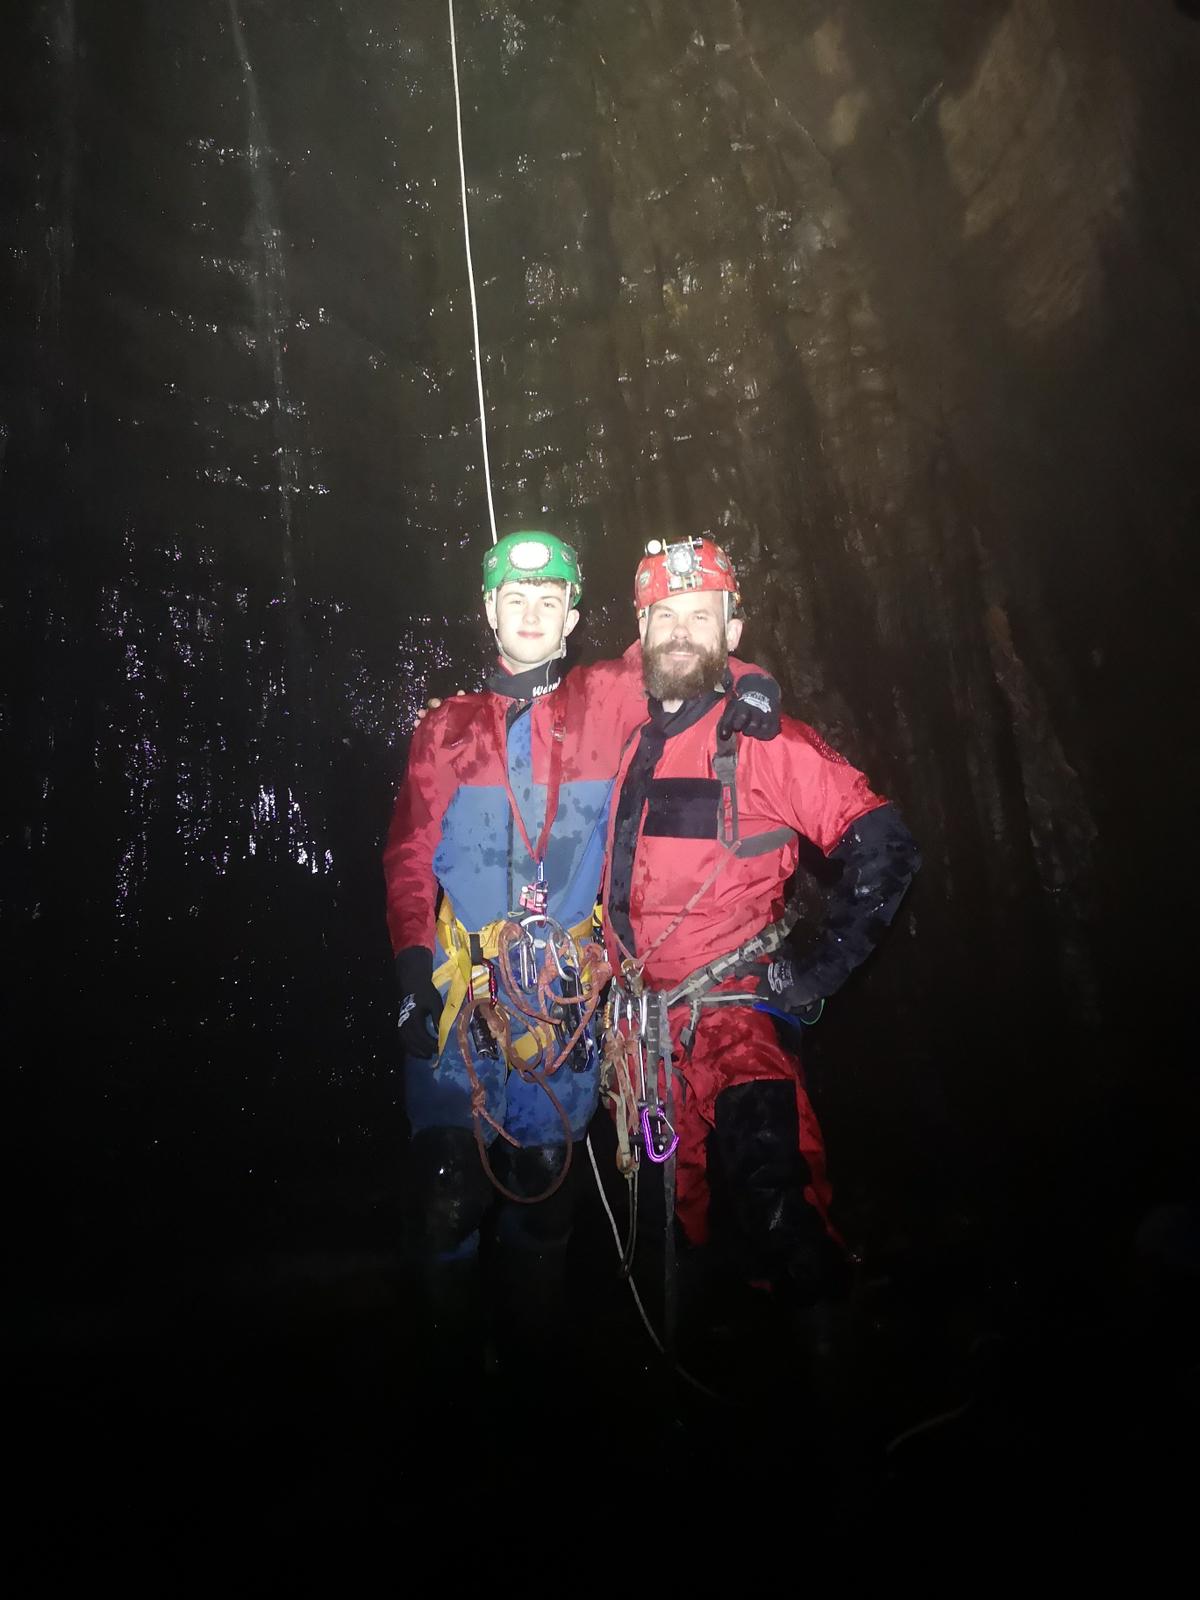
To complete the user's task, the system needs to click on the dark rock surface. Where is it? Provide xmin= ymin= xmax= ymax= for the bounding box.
xmin=4 ymin=0 xmax=1198 ymax=1557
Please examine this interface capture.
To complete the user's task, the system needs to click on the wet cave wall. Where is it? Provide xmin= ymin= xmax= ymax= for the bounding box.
xmin=5 ymin=1 xmax=1200 ymax=1305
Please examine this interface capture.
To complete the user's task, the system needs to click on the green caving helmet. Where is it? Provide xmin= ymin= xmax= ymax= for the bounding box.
xmin=482 ymin=531 xmax=583 ymax=607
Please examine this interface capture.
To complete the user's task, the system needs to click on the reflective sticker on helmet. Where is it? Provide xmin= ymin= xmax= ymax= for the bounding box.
xmin=638 ymin=570 xmax=650 ymax=588
xmin=509 ymin=540 xmax=552 ymax=572
xmin=715 ymin=551 xmax=729 ymax=570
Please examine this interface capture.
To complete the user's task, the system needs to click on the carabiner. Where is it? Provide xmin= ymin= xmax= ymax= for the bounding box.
xmin=516 ymin=927 xmax=538 ymax=991
xmin=640 ymin=1104 xmax=679 ymax=1163
xmin=549 ymin=934 xmax=577 ymax=984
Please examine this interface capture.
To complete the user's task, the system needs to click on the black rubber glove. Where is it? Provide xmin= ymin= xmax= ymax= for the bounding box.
xmin=717 ymin=673 xmax=781 ymax=742
xmin=756 ymin=955 xmax=824 ymax=1015
xmin=396 ymin=945 xmax=443 ymax=1059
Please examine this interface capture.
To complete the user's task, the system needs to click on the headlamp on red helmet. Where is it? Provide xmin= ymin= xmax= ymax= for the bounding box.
xmin=634 ymin=536 xmax=740 ymax=618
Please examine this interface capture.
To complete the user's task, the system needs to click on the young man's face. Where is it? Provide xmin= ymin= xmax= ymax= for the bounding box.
xmin=485 ymin=580 xmax=579 ymax=670
xmin=639 ymin=589 xmax=744 ymax=702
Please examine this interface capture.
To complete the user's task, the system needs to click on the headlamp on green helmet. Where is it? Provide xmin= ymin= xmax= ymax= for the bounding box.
xmin=482 ymin=531 xmax=583 ymax=607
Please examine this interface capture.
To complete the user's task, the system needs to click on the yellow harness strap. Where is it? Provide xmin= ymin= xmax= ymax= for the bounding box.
xmin=432 ymin=896 xmax=594 ymax=1063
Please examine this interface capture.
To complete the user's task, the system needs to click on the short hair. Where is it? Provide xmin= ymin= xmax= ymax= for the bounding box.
xmin=494 ymin=577 xmax=573 ymax=596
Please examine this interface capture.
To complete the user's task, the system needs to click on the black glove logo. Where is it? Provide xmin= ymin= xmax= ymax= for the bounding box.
xmin=766 ymin=958 xmax=795 ymax=996
xmin=717 ymin=673 xmax=781 ymax=742
xmin=395 ymin=946 xmax=443 ymax=1059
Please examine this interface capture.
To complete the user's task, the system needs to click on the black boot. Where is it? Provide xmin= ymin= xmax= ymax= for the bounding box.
xmin=710 ymin=1079 xmax=848 ymax=1311
xmin=406 ymin=1128 xmax=493 ymax=1421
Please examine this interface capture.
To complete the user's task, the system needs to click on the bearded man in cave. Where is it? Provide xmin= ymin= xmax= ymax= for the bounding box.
xmin=597 ymin=536 xmax=921 ymax=1363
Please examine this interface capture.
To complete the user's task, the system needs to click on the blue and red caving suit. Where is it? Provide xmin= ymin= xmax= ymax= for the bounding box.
xmin=602 ymin=686 xmax=920 ymax=1296
xmin=383 ymin=645 xmax=771 ymax=1237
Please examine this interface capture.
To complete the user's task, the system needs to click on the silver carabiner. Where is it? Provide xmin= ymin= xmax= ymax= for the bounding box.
xmin=509 ymin=920 xmax=537 ymax=990
xmin=549 ymin=934 xmax=576 ymax=983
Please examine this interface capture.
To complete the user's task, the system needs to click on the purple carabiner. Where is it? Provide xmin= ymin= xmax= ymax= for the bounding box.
xmin=640 ymin=1105 xmax=679 ymax=1164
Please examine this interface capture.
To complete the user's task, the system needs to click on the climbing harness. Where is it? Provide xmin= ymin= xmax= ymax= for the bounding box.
xmin=449 ymin=903 xmax=611 ymax=1207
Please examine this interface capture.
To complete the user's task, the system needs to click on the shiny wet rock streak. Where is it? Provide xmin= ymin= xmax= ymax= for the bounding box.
xmin=4 ymin=0 xmax=1199 ymax=1548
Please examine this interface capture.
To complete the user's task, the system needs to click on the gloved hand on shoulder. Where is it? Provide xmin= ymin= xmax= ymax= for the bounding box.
xmin=396 ymin=945 xmax=443 ymax=1059
xmin=718 ymin=673 xmax=781 ymax=741
xmin=756 ymin=955 xmax=824 ymax=1020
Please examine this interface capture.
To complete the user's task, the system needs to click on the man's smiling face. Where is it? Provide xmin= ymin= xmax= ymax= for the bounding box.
xmin=639 ymin=589 xmax=743 ymax=701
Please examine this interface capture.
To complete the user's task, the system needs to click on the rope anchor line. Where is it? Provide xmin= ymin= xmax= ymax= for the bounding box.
xmin=447 ymin=0 xmax=498 ymax=544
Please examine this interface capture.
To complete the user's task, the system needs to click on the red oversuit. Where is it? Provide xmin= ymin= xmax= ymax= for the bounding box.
xmin=602 ymin=689 xmax=901 ymax=1251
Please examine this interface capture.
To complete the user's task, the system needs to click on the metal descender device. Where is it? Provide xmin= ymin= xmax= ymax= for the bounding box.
xmin=506 ymin=909 xmax=595 ymax=1073
xmin=612 ymin=965 xmax=679 ymax=1166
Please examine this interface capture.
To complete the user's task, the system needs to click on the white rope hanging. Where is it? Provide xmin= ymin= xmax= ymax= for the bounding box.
xmin=447 ymin=0 xmax=498 ymax=544
xmin=447 ymin=9 xmax=716 ymax=1392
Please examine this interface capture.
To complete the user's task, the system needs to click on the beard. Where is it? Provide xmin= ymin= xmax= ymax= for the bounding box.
xmin=642 ymin=637 xmax=728 ymax=703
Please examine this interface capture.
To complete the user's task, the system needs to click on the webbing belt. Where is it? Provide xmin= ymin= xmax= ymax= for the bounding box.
xmin=432 ymin=894 xmax=594 ymax=1060
xmin=663 ymin=891 xmax=803 ymax=1052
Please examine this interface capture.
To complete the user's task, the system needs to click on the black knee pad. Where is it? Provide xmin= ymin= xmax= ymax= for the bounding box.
xmin=710 ymin=1079 xmax=832 ymax=1287
xmin=408 ymin=1127 xmax=493 ymax=1256
xmin=712 ymin=1079 xmax=809 ymax=1193
xmin=491 ymin=1142 xmax=581 ymax=1248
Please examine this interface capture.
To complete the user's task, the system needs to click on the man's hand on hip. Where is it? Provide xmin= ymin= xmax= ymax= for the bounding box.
xmin=757 ymin=956 xmax=823 ymax=1018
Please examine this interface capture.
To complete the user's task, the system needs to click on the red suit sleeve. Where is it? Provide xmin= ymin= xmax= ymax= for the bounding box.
xmin=562 ymin=645 xmax=649 ymax=753
xmin=752 ymin=717 xmax=887 ymax=853
xmin=382 ymin=712 xmax=455 ymax=956
xmin=746 ymin=722 xmax=920 ymax=1002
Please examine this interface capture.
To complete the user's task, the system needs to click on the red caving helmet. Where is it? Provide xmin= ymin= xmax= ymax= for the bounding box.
xmin=633 ymin=536 xmax=740 ymax=615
